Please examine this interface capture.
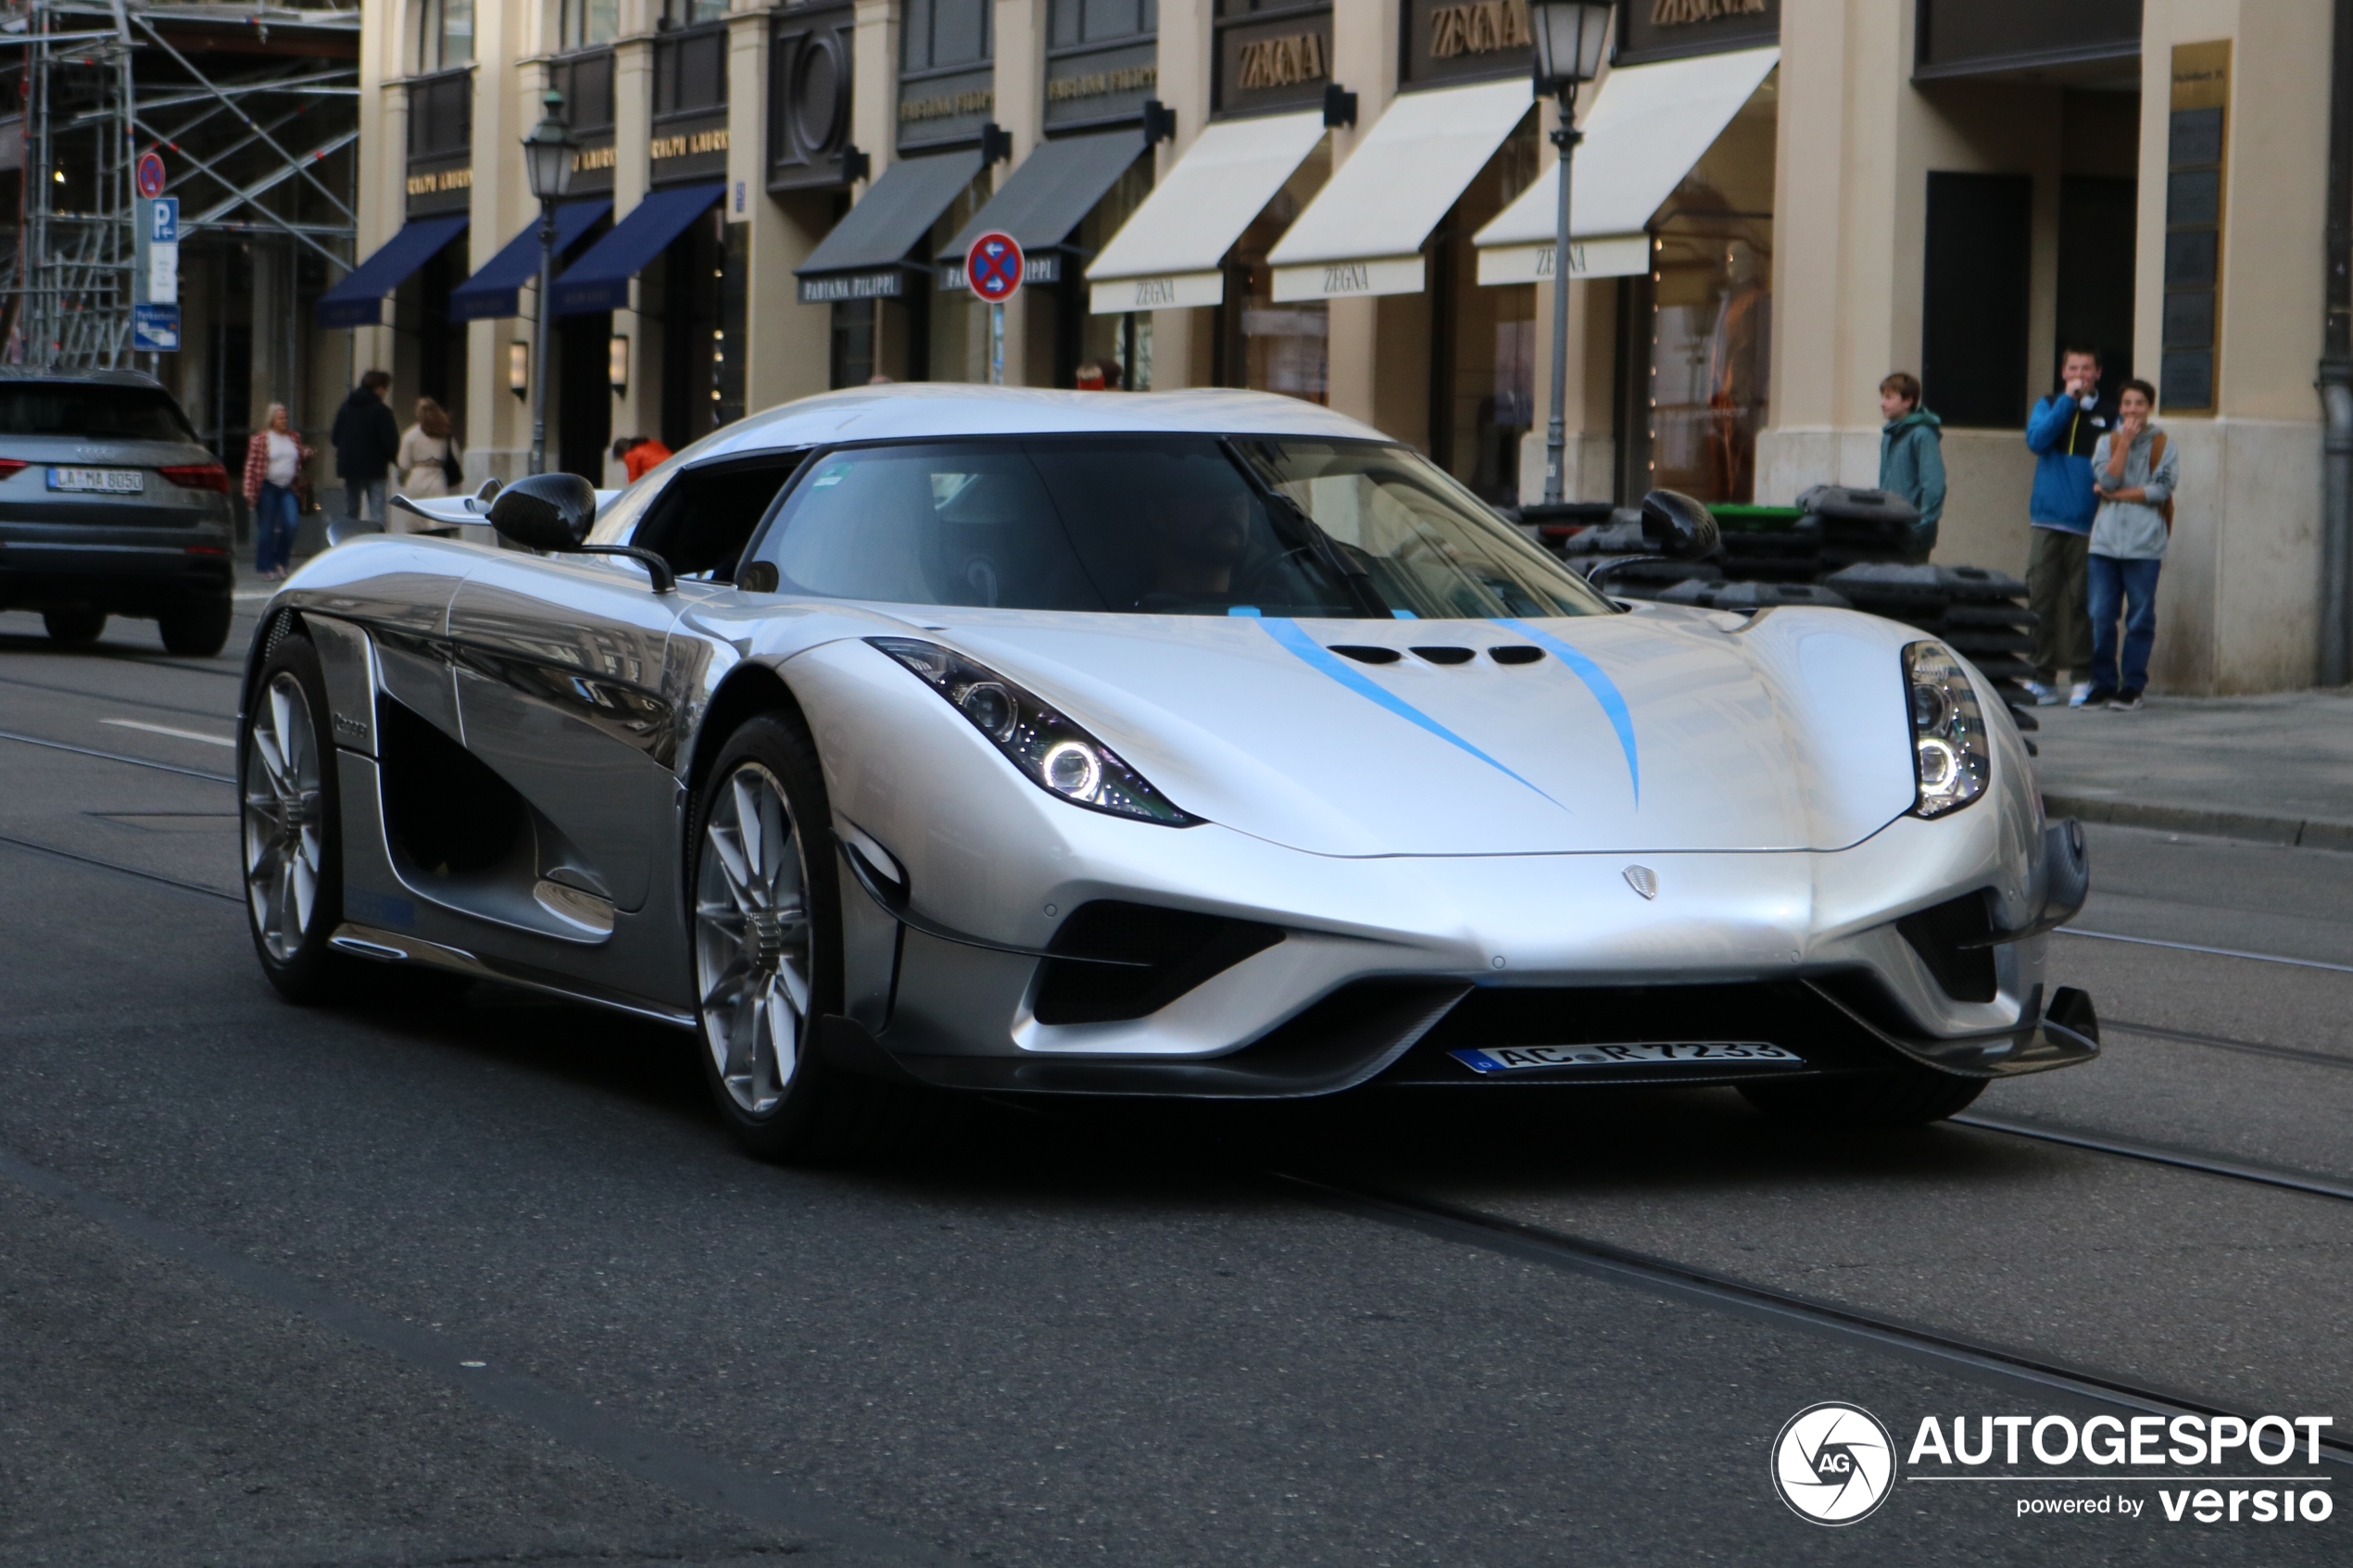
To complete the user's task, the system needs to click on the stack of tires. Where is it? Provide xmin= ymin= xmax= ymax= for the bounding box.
xmin=1820 ymin=563 xmax=2041 ymax=737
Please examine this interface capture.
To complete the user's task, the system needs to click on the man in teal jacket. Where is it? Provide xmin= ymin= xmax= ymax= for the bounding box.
xmin=1878 ymin=372 xmax=1944 ymax=559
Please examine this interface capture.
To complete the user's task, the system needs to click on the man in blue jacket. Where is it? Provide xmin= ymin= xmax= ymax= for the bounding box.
xmin=2023 ymin=346 xmax=2113 ymax=705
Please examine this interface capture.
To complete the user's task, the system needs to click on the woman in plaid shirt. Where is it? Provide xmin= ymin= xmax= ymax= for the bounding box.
xmin=242 ymin=404 xmax=312 ymax=581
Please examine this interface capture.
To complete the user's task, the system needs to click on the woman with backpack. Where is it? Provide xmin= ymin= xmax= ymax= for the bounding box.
xmin=2084 ymin=378 xmax=2178 ymax=711
xmin=394 ymin=397 xmax=463 ymax=508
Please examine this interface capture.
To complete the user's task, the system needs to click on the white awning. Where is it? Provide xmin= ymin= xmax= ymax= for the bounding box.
xmin=1084 ymin=111 xmax=1327 ymax=315
xmin=1473 ymin=46 xmax=1778 ymax=285
xmin=1263 ymin=79 xmax=1534 ymax=303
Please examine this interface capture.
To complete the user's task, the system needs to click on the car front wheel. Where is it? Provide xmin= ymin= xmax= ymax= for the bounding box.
xmin=691 ymin=714 xmax=927 ymax=1162
xmin=241 ymin=628 xmax=345 ymax=1001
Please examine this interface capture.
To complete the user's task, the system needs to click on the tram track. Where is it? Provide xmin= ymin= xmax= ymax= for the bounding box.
xmin=1274 ymin=1169 xmax=2353 ymax=1464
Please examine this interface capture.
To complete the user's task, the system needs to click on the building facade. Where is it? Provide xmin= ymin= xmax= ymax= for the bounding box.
xmin=337 ymin=0 xmax=2342 ymax=693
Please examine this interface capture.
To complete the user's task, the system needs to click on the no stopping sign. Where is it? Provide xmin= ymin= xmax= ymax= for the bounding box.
xmin=965 ymin=232 xmax=1023 ymax=303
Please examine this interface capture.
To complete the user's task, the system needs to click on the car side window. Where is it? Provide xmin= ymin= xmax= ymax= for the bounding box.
xmin=627 ymin=454 xmax=808 ymax=581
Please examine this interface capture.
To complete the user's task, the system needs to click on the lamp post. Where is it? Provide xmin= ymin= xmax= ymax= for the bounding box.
xmin=1529 ymin=2 xmax=1613 ymax=508
xmin=521 ymin=90 xmax=577 ymax=475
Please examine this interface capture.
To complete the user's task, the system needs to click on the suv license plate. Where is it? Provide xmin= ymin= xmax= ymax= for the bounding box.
xmin=49 ymin=467 xmax=145 ymax=494
xmin=1450 ymin=1042 xmax=1804 ymax=1073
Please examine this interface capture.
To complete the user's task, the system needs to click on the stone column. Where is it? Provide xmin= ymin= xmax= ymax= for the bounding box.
xmin=735 ymin=6 xmax=832 ymax=412
xmin=1148 ymin=0 xmax=1214 ymax=389
xmin=1323 ymin=0 xmax=1400 ymax=429
xmin=603 ymin=16 xmax=658 ymax=481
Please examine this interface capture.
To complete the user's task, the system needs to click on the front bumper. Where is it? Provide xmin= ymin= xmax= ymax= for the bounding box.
xmin=837 ymin=810 xmax=2098 ymax=1098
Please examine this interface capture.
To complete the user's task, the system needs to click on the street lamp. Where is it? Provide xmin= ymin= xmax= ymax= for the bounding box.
xmin=1529 ymin=1 xmax=1612 ymax=508
xmin=521 ymin=89 xmax=577 ymax=475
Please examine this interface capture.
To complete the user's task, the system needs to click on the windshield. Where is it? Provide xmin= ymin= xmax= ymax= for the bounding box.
xmin=741 ymin=435 xmax=1615 ymax=620
xmin=0 ymin=385 xmax=200 ymax=443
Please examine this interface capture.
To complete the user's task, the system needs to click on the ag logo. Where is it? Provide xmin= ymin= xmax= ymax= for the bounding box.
xmin=1771 ymin=1402 xmax=1895 ymax=1525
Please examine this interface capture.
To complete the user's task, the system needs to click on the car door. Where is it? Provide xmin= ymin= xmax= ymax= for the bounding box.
xmin=446 ymin=553 xmax=684 ymax=916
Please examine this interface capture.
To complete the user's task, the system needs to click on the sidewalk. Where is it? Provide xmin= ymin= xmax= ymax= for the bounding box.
xmin=2031 ymin=688 xmax=2353 ymax=850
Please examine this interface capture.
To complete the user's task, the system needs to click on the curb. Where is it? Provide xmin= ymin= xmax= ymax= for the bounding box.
xmin=2044 ymin=793 xmax=2353 ymax=853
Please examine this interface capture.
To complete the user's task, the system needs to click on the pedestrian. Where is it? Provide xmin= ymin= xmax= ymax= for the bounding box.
xmin=617 ymin=434 xmax=672 ymax=483
xmin=242 ymin=402 xmax=310 ymax=582
xmin=1877 ymin=371 xmax=1944 ymax=559
xmin=330 ymin=369 xmax=399 ymax=527
xmin=2023 ymin=345 xmax=2112 ymax=706
xmin=395 ymin=396 xmax=462 ymax=508
xmin=2083 ymin=378 xmax=2177 ymax=712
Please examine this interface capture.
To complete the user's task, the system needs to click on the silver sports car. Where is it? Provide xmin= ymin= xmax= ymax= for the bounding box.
xmin=240 ymin=386 xmax=2096 ymax=1160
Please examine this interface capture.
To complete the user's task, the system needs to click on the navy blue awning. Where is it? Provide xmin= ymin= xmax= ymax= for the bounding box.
xmin=551 ymin=183 xmax=724 ymax=316
xmin=315 ymin=215 xmax=469 ymax=329
xmin=447 ymin=201 xmax=613 ymax=322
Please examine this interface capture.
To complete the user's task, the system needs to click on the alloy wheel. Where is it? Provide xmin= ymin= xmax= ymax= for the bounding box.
xmin=695 ymin=763 xmax=814 ymax=1115
xmin=243 ymin=671 xmax=323 ymax=961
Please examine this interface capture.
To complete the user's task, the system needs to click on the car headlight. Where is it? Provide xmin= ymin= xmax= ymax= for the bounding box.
xmin=868 ymin=638 xmax=1199 ymax=827
xmin=1905 ymin=641 xmax=1990 ymax=817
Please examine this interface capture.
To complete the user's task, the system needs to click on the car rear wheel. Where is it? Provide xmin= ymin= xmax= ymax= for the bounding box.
xmin=242 ymin=630 xmax=345 ymax=1002
xmin=43 ymin=607 xmax=105 ymax=645
xmin=159 ymin=596 xmax=233 ymax=658
xmin=691 ymin=714 xmax=931 ymax=1163
xmin=1738 ymin=1064 xmax=1986 ymax=1127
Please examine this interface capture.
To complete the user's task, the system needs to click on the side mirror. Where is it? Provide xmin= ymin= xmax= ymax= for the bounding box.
xmin=1640 ymin=488 xmax=1721 ymax=559
xmin=487 ymin=471 xmax=598 ymax=552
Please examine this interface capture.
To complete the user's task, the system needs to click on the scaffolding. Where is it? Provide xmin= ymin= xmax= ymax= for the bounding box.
xmin=2 ymin=0 xmax=359 ymax=370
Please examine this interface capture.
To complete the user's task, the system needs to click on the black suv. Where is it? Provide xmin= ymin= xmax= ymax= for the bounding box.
xmin=0 ymin=370 xmax=237 ymax=656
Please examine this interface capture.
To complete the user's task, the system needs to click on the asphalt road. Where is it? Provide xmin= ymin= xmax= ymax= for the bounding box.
xmin=1 ymin=598 xmax=2347 ymax=1566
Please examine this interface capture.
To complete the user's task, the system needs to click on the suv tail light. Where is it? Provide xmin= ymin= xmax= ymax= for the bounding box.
xmin=159 ymin=462 xmax=230 ymax=492
xmin=0 ymin=459 xmax=27 ymax=480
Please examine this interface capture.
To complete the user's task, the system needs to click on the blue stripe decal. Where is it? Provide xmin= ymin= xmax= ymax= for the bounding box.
xmin=1493 ymin=619 xmax=1640 ymax=805
xmin=1258 ymin=618 xmax=1563 ymax=808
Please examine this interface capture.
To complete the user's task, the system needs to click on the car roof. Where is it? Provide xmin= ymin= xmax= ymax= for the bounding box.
xmin=673 ymin=384 xmax=1392 ymax=465
xmin=0 ymin=367 xmax=170 ymax=392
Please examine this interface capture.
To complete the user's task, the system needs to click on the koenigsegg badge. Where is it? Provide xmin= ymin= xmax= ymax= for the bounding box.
xmin=1623 ymin=865 xmax=1658 ymax=899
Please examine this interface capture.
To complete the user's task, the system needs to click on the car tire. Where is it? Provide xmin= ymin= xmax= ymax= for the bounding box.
xmin=241 ymin=627 xmax=347 ymax=1003
xmin=1738 ymin=1065 xmax=1987 ymax=1127
xmin=690 ymin=712 xmax=933 ymax=1163
xmin=43 ymin=607 xmax=106 ymax=645
xmin=159 ymin=596 xmax=233 ymax=658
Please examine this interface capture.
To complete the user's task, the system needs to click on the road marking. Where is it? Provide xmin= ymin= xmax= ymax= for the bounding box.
xmin=100 ymin=717 xmax=235 ymax=748
xmin=2057 ymin=926 xmax=2353 ymax=975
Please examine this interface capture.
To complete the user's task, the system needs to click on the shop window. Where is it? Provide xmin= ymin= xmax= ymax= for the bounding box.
xmin=553 ymin=49 xmax=615 ymax=134
xmin=1046 ymin=0 xmax=1159 ymax=133
xmin=661 ymin=0 xmax=729 ymax=26
xmin=1623 ymin=69 xmax=1775 ymax=505
xmin=1921 ymin=171 xmax=2031 ymax=428
xmin=1429 ymin=113 xmax=1537 ymax=505
xmin=2055 ymin=174 xmax=2134 ymax=400
xmin=560 ymin=0 xmax=620 ymax=50
xmin=653 ymin=208 xmax=746 ymax=448
xmin=771 ymin=4 xmax=856 ymax=192
xmin=1217 ymin=136 xmax=1332 ymax=401
xmin=655 ymin=23 xmax=729 ymax=117
xmin=414 ymin=0 xmax=472 ymax=74
xmin=1068 ymin=157 xmax=1156 ymax=388
xmin=925 ymin=171 xmax=997 ymax=383
xmin=904 ymin=0 xmax=994 ymax=71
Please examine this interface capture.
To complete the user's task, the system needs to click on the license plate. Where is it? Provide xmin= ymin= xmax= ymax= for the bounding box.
xmin=1450 ymin=1042 xmax=1805 ymax=1073
xmin=48 ymin=467 xmax=144 ymax=494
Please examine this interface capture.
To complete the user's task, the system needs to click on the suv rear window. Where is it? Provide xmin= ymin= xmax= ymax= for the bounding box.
xmin=0 ymin=385 xmax=200 ymax=443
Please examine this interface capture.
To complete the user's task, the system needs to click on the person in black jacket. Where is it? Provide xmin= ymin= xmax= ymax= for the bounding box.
xmin=330 ymin=370 xmax=399 ymax=526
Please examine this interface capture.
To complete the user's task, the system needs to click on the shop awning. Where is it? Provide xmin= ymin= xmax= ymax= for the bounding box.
xmin=937 ymin=132 xmax=1144 ymax=289
xmin=314 ymin=215 xmax=469 ymax=329
xmin=447 ymin=201 xmax=613 ymax=322
xmin=1264 ymin=80 xmax=1532 ymax=302
xmin=1084 ymin=110 xmax=1327 ymax=315
xmin=551 ymin=182 xmax=724 ymax=316
xmin=796 ymin=150 xmax=986 ymax=304
xmin=1473 ymin=47 xmax=1779 ymax=285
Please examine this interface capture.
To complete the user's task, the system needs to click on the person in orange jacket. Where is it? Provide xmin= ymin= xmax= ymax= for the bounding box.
xmin=612 ymin=435 xmax=673 ymax=484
